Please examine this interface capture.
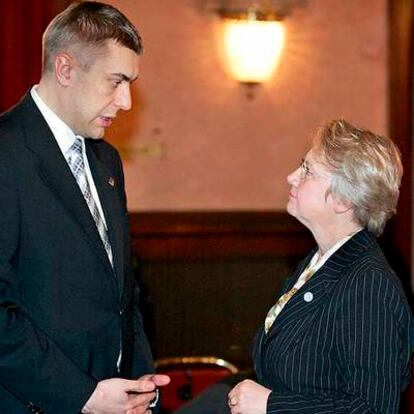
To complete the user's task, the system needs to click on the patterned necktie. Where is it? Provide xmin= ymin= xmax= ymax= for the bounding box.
xmin=67 ymin=138 xmax=114 ymax=267
xmin=264 ymin=253 xmax=320 ymax=333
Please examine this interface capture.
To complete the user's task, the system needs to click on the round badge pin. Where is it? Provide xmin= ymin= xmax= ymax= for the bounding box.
xmin=303 ymin=292 xmax=313 ymax=302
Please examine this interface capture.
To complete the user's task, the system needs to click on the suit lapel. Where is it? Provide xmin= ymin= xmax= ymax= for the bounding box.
xmin=20 ymin=93 xmax=115 ymax=279
xmin=264 ymin=229 xmax=376 ymax=341
xmin=86 ymin=143 xmax=125 ymax=295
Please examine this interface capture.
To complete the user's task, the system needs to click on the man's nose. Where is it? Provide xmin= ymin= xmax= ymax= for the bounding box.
xmin=115 ymin=84 xmax=132 ymax=111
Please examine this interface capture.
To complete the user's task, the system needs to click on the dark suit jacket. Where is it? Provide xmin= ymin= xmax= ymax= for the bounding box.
xmin=253 ymin=229 xmax=414 ymax=413
xmin=0 ymin=92 xmax=154 ymax=414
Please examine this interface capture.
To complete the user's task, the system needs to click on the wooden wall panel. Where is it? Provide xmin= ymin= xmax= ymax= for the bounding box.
xmin=130 ymin=212 xmax=313 ymax=368
xmin=387 ymin=0 xmax=413 ymax=290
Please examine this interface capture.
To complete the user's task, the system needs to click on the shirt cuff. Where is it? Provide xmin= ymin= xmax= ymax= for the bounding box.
xmin=149 ymin=388 xmax=159 ymax=409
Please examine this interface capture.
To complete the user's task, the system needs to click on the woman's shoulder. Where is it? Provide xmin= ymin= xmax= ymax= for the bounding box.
xmin=341 ymin=241 xmax=399 ymax=288
xmin=332 ymin=231 xmax=399 ymax=290
xmin=334 ymin=244 xmax=412 ymax=324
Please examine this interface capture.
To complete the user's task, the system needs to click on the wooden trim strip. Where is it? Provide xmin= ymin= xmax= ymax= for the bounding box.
xmin=129 ymin=211 xmax=314 ymax=260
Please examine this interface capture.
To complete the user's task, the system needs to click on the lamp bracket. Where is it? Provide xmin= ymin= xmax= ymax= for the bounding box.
xmin=201 ymin=0 xmax=307 ymax=20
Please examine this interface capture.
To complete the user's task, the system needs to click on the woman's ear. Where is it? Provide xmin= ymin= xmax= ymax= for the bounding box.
xmin=332 ymin=194 xmax=353 ymax=214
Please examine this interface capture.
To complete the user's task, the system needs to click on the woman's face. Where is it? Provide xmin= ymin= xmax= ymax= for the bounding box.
xmin=286 ymin=149 xmax=335 ymax=229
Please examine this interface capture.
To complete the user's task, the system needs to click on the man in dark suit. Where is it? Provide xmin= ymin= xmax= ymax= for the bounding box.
xmin=0 ymin=2 xmax=169 ymax=413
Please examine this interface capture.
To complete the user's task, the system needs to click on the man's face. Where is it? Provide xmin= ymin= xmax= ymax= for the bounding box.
xmin=66 ymin=40 xmax=139 ymax=139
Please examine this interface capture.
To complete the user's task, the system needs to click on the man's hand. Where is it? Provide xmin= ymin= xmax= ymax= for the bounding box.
xmin=228 ymin=379 xmax=271 ymax=414
xmin=139 ymin=373 xmax=170 ymax=388
xmin=82 ymin=374 xmax=170 ymax=414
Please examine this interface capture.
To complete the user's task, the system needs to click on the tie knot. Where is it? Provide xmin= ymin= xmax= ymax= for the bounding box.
xmin=69 ymin=138 xmax=83 ymax=156
xmin=67 ymin=138 xmax=85 ymax=175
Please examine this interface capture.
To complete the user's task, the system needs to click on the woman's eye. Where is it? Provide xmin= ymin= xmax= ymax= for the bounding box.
xmin=300 ymin=159 xmax=312 ymax=178
xmin=300 ymin=165 xmax=314 ymax=180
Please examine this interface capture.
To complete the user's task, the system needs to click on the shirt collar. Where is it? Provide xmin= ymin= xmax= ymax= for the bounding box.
xmin=310 ymin=228 xmax=363 ymax=273
xmin=30 ymin=85 xmax=84 ymax=156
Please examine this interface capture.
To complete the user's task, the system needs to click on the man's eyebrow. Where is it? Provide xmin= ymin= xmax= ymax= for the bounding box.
xmin=111 ymin=73 xmax=138 ymax=83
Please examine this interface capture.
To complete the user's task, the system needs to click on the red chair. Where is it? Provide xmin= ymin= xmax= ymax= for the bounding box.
xmin=155 ymin=356 xmax=239 ymax=413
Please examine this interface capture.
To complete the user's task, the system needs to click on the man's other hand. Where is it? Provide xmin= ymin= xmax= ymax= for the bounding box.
xmin=81 ymin=374 xmax=170 ymax=414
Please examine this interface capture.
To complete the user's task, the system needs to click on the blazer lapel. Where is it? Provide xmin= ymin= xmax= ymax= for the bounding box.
xmin=264 ymin=229 xmax=376 ymax=341
xmin=254 ymin=254 xmax=313 ymax=379
xmin=86 ymin=143 xmax=125 ymax=295
xmin=281 ymin=251 xmax=315 ymax=294
xmin=21 ymin=93 xmax=115 ymax=278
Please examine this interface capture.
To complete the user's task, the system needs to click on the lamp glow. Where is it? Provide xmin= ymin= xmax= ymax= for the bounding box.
xmin=223 ymin=19 xmax=285 ymax=83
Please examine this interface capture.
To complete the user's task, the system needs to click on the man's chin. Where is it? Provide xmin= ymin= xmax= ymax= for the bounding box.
xmin=88 ymin=128 xmax=106 ymax=140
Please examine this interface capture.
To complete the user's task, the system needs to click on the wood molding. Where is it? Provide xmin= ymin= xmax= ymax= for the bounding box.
xmin=129 ymin=211 xmax=314 ymax=260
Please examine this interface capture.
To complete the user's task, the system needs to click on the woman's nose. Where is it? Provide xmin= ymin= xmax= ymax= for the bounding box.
xmin=287 ymin=167 xmax=301 ymax=186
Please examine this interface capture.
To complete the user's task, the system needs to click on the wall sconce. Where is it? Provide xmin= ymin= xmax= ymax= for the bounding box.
xmin=212 ymin=1 xmax=304 ymax=90
xmin=220 ymin=8 xmax=285 ymax=84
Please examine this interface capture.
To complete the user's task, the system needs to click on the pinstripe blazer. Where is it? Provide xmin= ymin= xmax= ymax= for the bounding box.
xmin=252 ymin=229 xmax=414 ymax=414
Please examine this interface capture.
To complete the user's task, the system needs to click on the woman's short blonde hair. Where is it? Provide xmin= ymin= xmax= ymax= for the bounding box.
xmin=313 ymin=119 xmax=403 ymax=236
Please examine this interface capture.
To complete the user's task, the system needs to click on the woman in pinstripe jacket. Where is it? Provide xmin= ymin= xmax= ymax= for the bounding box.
xmin=228 ymin=119 xmax=414 ymax=414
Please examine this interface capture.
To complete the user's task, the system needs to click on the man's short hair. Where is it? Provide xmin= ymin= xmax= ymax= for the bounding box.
xmin=42 ymin=1 xmax=143 ymax=73
xmin=313 ymin=119 xmax=403 ymax=236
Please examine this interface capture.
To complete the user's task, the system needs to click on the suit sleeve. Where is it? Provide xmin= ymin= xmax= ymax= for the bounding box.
xmin=113 ymin=152 xmax=155 ymax=380
xmin=265 ymin=270 xmax=412 ymax=414
xmin=131 ymin=284 xmax=155 ymax=377
xmin=0 ymin=160 xmax=97 ymax=413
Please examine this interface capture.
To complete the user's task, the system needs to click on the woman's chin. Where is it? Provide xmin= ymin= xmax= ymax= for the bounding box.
xmin=286 ymin=202 xmax=296 ymax=218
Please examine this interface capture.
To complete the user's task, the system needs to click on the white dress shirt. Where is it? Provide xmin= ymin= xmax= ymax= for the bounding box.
xmin=30 ymin=86 xmax=108 ymax=229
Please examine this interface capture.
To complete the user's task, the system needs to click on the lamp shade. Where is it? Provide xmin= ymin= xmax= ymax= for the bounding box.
xmin=223 ymin=18 xmax=285 ymax=83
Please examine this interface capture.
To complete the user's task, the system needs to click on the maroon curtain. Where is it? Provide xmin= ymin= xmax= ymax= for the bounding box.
xmin=0 ymin=0 xmax=70 ymax=112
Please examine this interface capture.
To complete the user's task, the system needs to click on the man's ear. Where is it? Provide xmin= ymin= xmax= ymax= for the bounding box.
xmin=54 ymin=53 xmax=76 ymax=86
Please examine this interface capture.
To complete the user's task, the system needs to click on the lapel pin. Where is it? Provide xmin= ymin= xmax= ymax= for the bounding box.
xmin=303 ymin=292 xmax=313 ymax=302
xmin=108 ymin=177 xmax=115 ymax=187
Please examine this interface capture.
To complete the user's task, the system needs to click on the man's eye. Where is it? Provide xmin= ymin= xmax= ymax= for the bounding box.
xmin=112 ymin=80 xmax=122 ymax=87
